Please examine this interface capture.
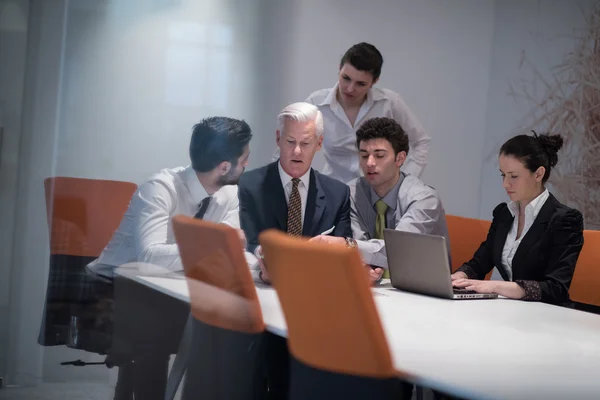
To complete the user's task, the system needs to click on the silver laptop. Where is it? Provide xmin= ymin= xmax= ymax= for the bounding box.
xmin=383 ymin=229 xmax=497 ymax=300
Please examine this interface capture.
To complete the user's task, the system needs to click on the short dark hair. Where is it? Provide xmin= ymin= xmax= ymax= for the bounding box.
xmin=189 ymin=117 xmax=252 ymax=172
xmin=340 ymin=42 xmax=383 ymax=80
xmin=499 ymin=131 xmax=564 ymax=183
xmin=356 ymin=117 xmax=409 ymax=156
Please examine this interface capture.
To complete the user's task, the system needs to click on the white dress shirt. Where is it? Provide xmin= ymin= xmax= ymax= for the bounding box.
xmin=87 ymin=165 xmax=240 ymax=275
xmin=278 ymin=161 xmax=310 ymax=225
xmin=501 ymin=189 xmax=550 ymax=281
xmin=302 ymin=84 xmax=430 ymax=183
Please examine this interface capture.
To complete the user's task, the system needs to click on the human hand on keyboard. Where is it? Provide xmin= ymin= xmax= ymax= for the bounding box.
xmin=450 ymin=271 xmax=468 ymax=281
xmin=452 ymin=278 xmax=497 ymax=295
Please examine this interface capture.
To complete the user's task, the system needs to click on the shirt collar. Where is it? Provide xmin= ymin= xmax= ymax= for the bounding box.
xmin=507 ymin=189 xmax=549 ymax=218
xmin=369 ymin=173 xmax=405 ymax=210
xmin=278 ymin=161 xmax=311 ymax=189
xmin=317 ymin=82 xmax=385 ymax=107
xmin=369 ymin=86 xmax=386 ymax=102
xmin=184 ymin=165 xmax=209 ymax=204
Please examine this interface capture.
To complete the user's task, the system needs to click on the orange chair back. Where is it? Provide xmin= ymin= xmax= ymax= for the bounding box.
xmin=570 ymin=230 xmax=600 ymax=307
xmin=259 ymin=230 xmax=399 ymax=379
xmin=446 ymin=214 xmax=493 ymax=280
xmin=44 ymin=177 xmax=137 ymax=257
xmin=172 ymin=215 xmax=264 ymax=333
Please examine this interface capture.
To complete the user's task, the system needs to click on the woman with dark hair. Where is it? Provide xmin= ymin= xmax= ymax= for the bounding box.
xmin=451 ymin=132 xmax=584 ymax=305
xmin=283 ymin=42 xmax=431 ymax=183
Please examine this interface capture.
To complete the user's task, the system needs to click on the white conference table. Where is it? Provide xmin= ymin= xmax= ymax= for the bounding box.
xmin=115 ymin=264 xmax=600 ymax=400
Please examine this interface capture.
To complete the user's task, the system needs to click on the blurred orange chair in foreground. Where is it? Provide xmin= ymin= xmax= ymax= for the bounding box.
xmin=260 ymin=229 xmax=413 ymax=400
xmin=173 ymin=215 xmax=265 ymax=400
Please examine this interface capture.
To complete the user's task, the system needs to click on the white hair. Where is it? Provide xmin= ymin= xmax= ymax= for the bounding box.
xmin=277 ymin=102 xmax=324 ymax=137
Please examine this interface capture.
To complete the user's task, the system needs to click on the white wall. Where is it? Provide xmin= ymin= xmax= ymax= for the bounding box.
xmin=0 ymin=0 xmax=29 ymax=380
xmin=266 ymin=0 xmax=496 ymax=218
xmin=56 ymin=0 xmax=263 ymax=183
xmin=7 ymin=0 xmax=68 ymax=386
xmin=479 ymin=0 xmax=596 ymax=220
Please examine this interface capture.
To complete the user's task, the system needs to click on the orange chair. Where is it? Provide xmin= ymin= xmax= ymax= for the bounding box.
xmin=39 ymin=176 xmax=137 ymax=351
xmin=570 ymin=230 xmax=600 ymax=312
xmin=38 ymin=177 xmax=137 ymax=399
xmin=172 ymin=215 xmax=265 ymax=400
xmin=44 ymin=177 xmax=137 ymax=257
xmin=260 ymin=229 xmax=412 ymax=400
xmin=446 ymin=214 xmax=494 ymax=280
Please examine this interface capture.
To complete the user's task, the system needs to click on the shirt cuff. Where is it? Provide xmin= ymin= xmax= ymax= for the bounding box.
xmin=514 ymin=280 xmax=542 ymax=301
xmin=456 ymin=264 xmax=478 ymax=279
xmin=356 ymin=240 xmax=388 ymax=269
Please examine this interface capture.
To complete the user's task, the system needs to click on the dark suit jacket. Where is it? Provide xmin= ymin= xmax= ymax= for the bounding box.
xmin=457 ymin=193 xmax=584 ymax=305
xmin=238 ymin=161 xmax=352 ymax=253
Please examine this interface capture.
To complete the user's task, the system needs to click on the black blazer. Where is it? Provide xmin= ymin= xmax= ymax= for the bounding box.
xmin=458 ymin=193 xmax=584 ymax=305
xmin=238 ymin=161 xmax=352 ymax=253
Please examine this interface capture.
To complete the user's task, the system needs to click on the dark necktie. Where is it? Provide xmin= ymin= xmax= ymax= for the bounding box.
xmin=194 ymin=196 xmax=212 ymax=219
xmin=287 ymin=178 xmax=302 ymax=236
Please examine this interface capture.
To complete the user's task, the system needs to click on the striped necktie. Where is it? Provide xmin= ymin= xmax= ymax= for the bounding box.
xmin=287 ymin=178 xmax=302 ymax=236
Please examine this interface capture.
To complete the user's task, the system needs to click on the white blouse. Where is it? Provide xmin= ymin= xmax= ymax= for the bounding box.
xmin=501 ymin=189 xmax=550 ymax=280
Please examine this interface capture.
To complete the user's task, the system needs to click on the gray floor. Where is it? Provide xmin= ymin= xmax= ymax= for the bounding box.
xmin=0 ymin=383 xmax=113 ymax=400
xmin=0 ymin=382 xmax=185 ymax=400
xmin=0 ymin=347 xmax=432 ymax=400
xmin=0 ymin=354 xmax=184 ymax=400
xmin=0 ymin=383 xmax=431 ymax=400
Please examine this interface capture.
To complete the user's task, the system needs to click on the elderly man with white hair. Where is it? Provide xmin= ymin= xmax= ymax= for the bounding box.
xmin=238 ymin=101 xmax=352 ymax=399
xmin=238 ymin=102 xmax=352 ymax=284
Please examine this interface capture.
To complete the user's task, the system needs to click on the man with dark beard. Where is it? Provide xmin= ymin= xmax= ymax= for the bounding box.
xmin=87 ymin=116 xmax=252 ymax=277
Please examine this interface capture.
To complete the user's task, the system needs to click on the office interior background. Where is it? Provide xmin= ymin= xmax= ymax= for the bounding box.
xmin=0 ymin=0 xmax=598 ymax=397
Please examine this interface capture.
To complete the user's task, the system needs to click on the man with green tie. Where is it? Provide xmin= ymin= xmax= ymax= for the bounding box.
xmin=311 ymin=116 xmax=450 ymax=283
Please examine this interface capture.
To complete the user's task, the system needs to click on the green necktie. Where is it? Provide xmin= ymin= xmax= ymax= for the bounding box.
xmin=374 ymin=200 xmax=390 ymax=279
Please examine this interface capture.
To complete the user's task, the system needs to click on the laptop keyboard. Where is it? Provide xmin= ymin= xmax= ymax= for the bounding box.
xmin=453 ymin=288 xmax=478 ymax=295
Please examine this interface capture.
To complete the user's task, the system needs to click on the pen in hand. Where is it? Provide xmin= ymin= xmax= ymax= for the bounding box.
xmin=319 ymin=225 xmax=335 ymax=235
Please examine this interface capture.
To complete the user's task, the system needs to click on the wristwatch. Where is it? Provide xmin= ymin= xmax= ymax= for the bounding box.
xmin=345 ymin=237 xmax=357 ymax=248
